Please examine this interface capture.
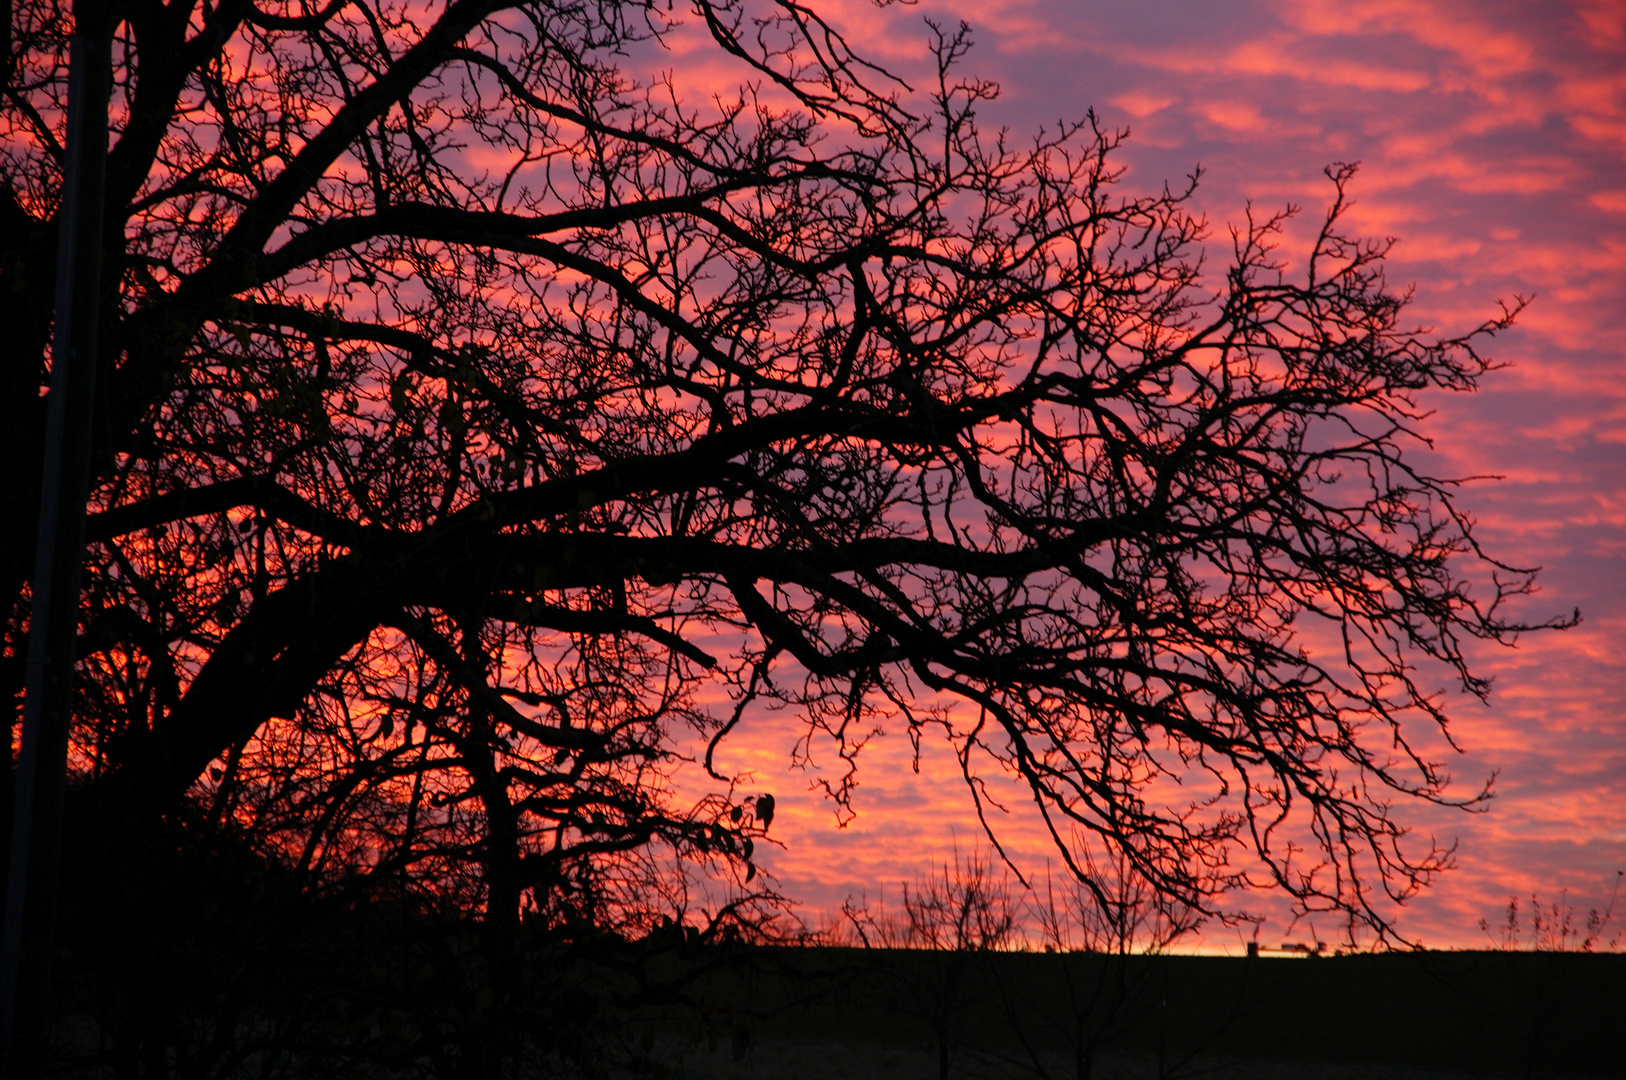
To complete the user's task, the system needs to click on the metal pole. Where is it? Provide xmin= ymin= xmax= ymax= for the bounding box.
xmin=0 ymin=0 xmax=112 ymax=1072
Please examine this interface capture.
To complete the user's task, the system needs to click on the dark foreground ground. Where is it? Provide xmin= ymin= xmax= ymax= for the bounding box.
xmin=41 ymin=934 xmax=1625 ymax=1079
xmin=625 ymin=948 xmax=1625 ymax=1080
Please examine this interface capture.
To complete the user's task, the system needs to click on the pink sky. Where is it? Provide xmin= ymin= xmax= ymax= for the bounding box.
xmin=694 ymin=0 xmax=1626 ymax=950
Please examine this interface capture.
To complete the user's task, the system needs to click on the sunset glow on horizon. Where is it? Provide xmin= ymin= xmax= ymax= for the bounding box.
xmin=695 ymin=0 xmax=1626 ymax=951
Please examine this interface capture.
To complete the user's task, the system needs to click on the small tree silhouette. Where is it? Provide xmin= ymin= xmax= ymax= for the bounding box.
xmin=1480 ymin=871 xmax=1623 ymax=952
xmin=986 ymin=843 xmax=1224 ymax=1080
xmin=840 ymin=847 xmax=1017 ymax=1080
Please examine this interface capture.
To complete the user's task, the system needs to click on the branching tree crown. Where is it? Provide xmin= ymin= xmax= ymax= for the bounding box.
xmin=1 ymin=0 xmax=1567 ymax=944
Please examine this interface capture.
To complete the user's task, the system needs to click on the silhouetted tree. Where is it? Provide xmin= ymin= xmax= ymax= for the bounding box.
xmin=997 ymin=849 xmax=1213 ymax=1080
xmin=840 ymin=848 xmax=1018 ymax=1080
xmin=3 ymin=0 xmax=1569 ymax=1013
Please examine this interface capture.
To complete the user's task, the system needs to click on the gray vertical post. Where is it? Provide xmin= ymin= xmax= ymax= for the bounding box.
xmin=0 ymin=0 xmax=112 ymax=1073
